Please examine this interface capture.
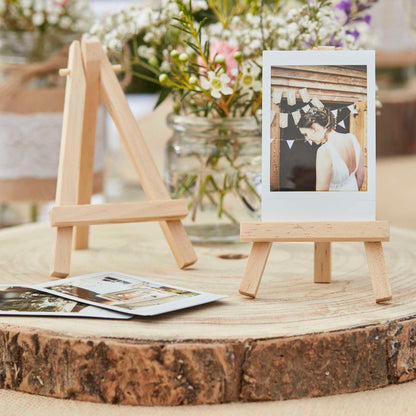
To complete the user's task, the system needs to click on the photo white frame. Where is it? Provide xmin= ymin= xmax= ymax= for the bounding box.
xmin=262 ymin=50 xmax=376 ymax=222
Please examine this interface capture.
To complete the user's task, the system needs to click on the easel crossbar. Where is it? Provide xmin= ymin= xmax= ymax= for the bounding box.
xmin=50 ymin=201 xmax=188 ymax=227
xmin=240 ymin=221 xmax=390 ymax=242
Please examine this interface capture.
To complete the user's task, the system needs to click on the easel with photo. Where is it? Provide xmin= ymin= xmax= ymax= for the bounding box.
xmin=49 ymin=39 xmax=197 ymax=278
xmin=239 ymin=47 xmax=392 ymax=304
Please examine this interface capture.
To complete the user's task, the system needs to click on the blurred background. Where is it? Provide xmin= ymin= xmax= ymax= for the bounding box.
xmin=0 ymin=0 xmax=415 ymax=237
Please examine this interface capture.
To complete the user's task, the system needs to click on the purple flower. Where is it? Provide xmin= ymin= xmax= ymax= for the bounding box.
xmin=335 ymin=0 xmax=353 ymax=13
xmin=363 ymin=14 xmax=371 ymax=24
xmin=347 ymin=29 xmax=361 ymax=40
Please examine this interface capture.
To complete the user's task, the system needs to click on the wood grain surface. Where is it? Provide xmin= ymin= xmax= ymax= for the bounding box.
xmin=0 ymin=222 xmax=416 ymax=405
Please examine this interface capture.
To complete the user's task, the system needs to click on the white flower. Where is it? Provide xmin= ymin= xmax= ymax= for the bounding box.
xmin=32 ymin=12 xmax=45 ymax=26
xmin=201 ymin=71 xmax=233 ymax=99
xmin=59 ymin=16 xmax=72 ymax=29
xmin=240 ymin=63 xmax=261 ymax=93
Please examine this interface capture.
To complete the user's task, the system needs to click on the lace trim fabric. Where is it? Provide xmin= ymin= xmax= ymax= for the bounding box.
xmin=0 ymin=110 xmax=105 ymax=179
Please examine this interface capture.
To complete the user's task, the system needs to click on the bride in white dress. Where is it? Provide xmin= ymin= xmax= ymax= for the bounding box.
xmin=298 ymin=107 xmax=365 ymax=191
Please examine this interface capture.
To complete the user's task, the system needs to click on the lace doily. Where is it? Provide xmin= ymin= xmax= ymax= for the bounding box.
xmin=0 ymin=110 xmax=105 ymax=179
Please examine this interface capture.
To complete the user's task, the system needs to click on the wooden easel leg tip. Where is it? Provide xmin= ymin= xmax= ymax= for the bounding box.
xmin=50 ymin=271 xmax=69 ymax=278
xmin=178 ymin=257 xmax=198 ymax=269
xmin=239 ymin=289 xmax=256 ymax=298
xmin=376 ymin=295 xmax=392 ymax=304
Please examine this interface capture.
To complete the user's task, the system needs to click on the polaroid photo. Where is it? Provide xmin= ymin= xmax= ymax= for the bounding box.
xmin=262 ymin=50 xmax=376 ymax=221
xmin=35 ymin=271 xmax=227 ymax=316
xmin=0 ymin=285 xmax=132 ymax=319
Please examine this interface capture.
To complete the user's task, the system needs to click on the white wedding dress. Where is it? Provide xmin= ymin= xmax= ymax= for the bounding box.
xmin=324 ymin=134 xmax=361 ymax=191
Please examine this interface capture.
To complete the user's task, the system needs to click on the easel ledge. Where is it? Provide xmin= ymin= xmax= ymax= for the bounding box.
xmin=239 ymin=220 xmax=392 ymax=304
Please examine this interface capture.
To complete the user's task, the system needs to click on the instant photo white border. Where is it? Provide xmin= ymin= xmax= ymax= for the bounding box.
xmin=262 ymin=50 xmax=376 ymax=222
xmin=36 ymin=271 xmax=227 ymax=317
xmin=0 ymin=285 xmax=132 ymax=319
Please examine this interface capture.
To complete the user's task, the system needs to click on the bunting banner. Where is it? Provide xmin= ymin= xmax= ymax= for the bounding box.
xmin=269 ymin=90 xmax=359 ymax=130
xmin=299 ymin=88 xmax=310 ymax=103
xmin=286 ymin=90 xmax=296 ymax=106
xmin=286 ymin=140 xmax=295 ymax=149
xmin=279 ymin=113 xmax=288 ymax=128
xmin=272 ymin=89 xmax=283 ymax=104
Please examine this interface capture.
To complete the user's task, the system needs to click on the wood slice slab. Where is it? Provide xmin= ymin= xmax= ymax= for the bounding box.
xmin=0 ymin=222 xmax=416 ymax=406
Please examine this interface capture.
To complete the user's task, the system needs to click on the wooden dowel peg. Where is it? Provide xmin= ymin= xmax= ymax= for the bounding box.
xmin=59 ymin=64 xmax=122 ymax=77
xmin=314 ymin=242 xmax=331 ymax=283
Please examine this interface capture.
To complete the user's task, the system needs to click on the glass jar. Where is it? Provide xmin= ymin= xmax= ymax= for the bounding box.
xmin=165 ymin=114 xmax=262 ymax=243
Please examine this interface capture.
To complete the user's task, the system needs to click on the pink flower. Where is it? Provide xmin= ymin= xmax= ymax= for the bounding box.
xmin=59 ymin=0 xmax=71 ymax=7
xmin=198 ymin=40 xmax=238 ymax=79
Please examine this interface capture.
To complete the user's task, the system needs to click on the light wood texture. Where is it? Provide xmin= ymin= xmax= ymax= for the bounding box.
xmin=98 ymin=44 xmax=196 ymax=269
xmin=50 ymin=200 xmax=188 ymax=226
xmin=314 ymin=242 xmax=331 ymax=283
xmin=364 ymin=242 xmax=392 ymax=303
xmin=0 ymin=222 xmax=415 ymax=405
xmin=239 ymin=242 xmax=272 ymax=297
xmin=59 ymin=64 xmax=121 ymax=77
xmin=73 ymin=40 xmax=101 ymax=250
xmin=240 ymin=221 xmax=390 ymax=242
xmin=50 ymin=41 xmax=86 ymax=278
xmin=270 ymin=63 xmax=366 ymax=104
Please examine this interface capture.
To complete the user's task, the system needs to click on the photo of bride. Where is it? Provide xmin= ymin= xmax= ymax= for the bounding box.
xmin=298 ymin=106 xmax=365 ymax=192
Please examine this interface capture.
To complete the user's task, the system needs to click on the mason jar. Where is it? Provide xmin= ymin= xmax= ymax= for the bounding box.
xmin=165 ymin=113 xmax=262 ymax=243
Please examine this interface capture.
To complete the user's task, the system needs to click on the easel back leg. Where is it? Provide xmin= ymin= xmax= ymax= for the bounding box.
xmin=314 ymin=242 xmax=331 ymax=283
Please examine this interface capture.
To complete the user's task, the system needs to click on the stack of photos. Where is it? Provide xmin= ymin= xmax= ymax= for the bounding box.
xmin=262 ymin=50 xmax=376 ymax=222
xmin=0 ymin=272 xmax=226 ymax=318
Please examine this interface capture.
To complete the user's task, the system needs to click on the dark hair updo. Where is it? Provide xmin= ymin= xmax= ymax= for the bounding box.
xmin=298 ymin=106 xmax=335 ymax=131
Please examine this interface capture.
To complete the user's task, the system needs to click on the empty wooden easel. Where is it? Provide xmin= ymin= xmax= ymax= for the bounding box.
xmin=50 ymin=39 xmax=197 ymax=278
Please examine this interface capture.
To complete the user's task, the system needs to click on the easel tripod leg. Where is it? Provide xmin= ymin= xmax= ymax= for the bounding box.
xmin=159 ymin=220 xmax=197 ymax=268
xmin=364 ymin=241 xmax=392 ymax=303
xmin=314 ymin=242 xmax=331 ymax=283
xmin=239 ymin=242 xmax=272 ymax=298
xmin=50 ymin=227 xmax=73 ymax=278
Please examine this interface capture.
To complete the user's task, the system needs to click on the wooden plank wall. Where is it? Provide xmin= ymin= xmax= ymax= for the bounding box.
xmin=271 ymin=65 xmax=367 ymax=103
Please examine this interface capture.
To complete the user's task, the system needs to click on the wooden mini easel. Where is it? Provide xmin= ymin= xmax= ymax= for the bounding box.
xmin=239 ymin=221 xmax=392 ymax=303
xmin=49 ymin=39 xmax=197 ymax=278
xmin=239 ymin=46 xmax=392 ymax=304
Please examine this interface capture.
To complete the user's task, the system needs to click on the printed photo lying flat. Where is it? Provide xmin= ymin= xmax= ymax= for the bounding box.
xmin=35 ymin=271 xmax=227 ymax=316
xmin=0 ymin=285 xmax=132 ymax=319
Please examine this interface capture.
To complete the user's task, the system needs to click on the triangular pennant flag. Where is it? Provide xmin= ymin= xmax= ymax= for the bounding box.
xmin=292 ymin=110 xmax=301 ymax=125
xmin=302 ymin=104 xmax=311 ymax=113
xmin=331 ymin=109 xmax=338 ymax=122
xmin=311 ymin=97 xmax=324 ymax=109
xmin=279 ymin=113 xmax=288 ymax=128
xmin=272 ymin=89 xmax=282 ymax=104
xmin=338 ymin=119 xmax=346 ymax=129
xmin=271 ymin=110 xmax=276 ymax=125
xmin=308 ymin=139 xmax=313 ymax=146
xmin=347 ymin=104 xmax=354 ymax=112
xmin=299 ymin=88 xmax=310 ymax=103
xmin=286 ymin=140 xmax=295 ymax=149
xmin=286 ymin=90 xmax=296 ymax=106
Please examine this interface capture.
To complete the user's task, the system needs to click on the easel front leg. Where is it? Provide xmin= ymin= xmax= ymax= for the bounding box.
xmin=314 ymin=242 xmax=331 ymax=283
xmin=364 ymin=241 xmax=392 ymax=303
xmin=239 ymin=242 xmax=272 ymax=298
xmin=159 ymin=220 xmax=197 ymax=268
xmin=51 ymin=227 xmax=73 ymax=277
